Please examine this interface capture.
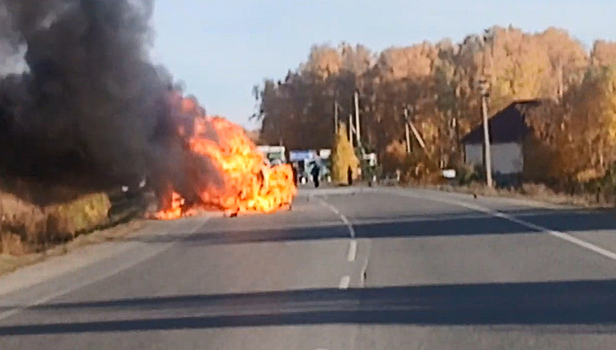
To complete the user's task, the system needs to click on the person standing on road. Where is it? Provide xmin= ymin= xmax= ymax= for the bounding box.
xmin=290 ymin=162 xmax=298 ymax=187
xmin=311 ymin=163 xmax=321 ymax=188
xmin=347 ymin=166 xmax=353 ymax=186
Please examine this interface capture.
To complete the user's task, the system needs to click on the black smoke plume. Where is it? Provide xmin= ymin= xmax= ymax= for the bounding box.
xmin=0 ymin=0 xmax=184 ymax=205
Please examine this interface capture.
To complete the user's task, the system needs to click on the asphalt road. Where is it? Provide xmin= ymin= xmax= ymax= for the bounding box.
xmin=2 ymin=187 xmax=616 ymax=349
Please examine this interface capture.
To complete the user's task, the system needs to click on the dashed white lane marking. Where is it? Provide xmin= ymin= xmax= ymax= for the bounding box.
xmin=316 ymin=197 xmax=356 ymax=238
xmin=0 ymin=219 xmax=210 ymax=322
xmin=392 ymin=190 xmax=616 ymax=263
xmin=339 ymin=275 xmax=351 ymax=289
xmin=315 ymin=197 xmax=357 ymax=262
xmin=347 ymin=240 xmax=358 ymax=262
xmin=0 ymin=306 xmax=22 ymax=321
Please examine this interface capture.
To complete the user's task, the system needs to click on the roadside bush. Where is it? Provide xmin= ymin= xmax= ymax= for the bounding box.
xmin=404 ymin=159 xmax=443 ymax=184
xmin=456 ymin=163 xmax=481 ymax=186
xmin=1 ymin=232 xmax=25 ymax=256
xmin=382 ymin=140 xmax=410 ymax=175
xmin=0 ymin=191 xmax=111 ymax=254
xmin=45 ymin=193 xmax=111 ymax=242
xmin=580 ymin=163 xmax=616 ymax=204
xmin=0 ymin=193 xmax=46 ymax=249
xmin=520 ymin=183 xmax=555 ymax=197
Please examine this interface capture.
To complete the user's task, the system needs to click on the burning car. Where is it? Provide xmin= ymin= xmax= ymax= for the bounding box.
xmin=152 ymin=93 xmax=297 ymax=220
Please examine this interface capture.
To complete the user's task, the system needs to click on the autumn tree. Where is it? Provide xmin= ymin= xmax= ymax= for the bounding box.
xmin=539 ymin=27 xmax=588 ymax=98
xmin=366 ymin=43 xmax=441 ymax=162
xmin=483 ymin=27 xmax=552 ymax=110
xmin=591 ymin=40 xmax=616 ymax=67
xmin=253 ymin=25 xmax=612 ymax=189
xmin=526 ymin=66 xmax=616 ymax=186
xmin=331 ymin=123 xmax=359 ymax=184
xmin=254 ymin=44 xmax=367 ymax=151
xmin=303 ymin=44 xmax=342 ymax=79
xmin=569 ymin=67 xmax=616 ymax=176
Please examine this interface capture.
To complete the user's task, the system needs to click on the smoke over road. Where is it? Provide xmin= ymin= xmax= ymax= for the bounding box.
xmin=0 ymin=0 xmax=297 ymax=214
xmin=0 ymin=0 xmax=185 ymax=204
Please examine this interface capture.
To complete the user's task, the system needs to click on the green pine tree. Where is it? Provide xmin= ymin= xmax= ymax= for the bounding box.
xmin=331 ymin=123 xmax=359 ymax=185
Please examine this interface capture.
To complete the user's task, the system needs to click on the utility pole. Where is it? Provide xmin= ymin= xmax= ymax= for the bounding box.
xmin=479 ymin=78 xmax=493 ymax=188
xmin=480 ymin=30 xmax=494 ymax=188
xmin=404 ymin=105 xmax=426 ymax=153
xmin=409 ymin=120 xmax=426 ymax=151
xmin=404 ymin=107 xmax=412 ymax=154
xmin=348 ymin=113 xmax=354 ymax=148
xmin=354 ymin=90 xmax=361 ymax=147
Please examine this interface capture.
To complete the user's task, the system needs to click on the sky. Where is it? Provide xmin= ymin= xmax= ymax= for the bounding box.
xmin=150 ymin=0 xmax=616 ymax=130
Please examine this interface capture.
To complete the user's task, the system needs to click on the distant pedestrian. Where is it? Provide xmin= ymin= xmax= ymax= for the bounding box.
xmin=311 ymin=163 xmax=321 ymax=188
xmin=347 ymin=166 xmax=353 ymax=186
xmin=298 ymin=160 xmax=306 ymax=184
xmin=290 ymin=163 xmax=298 ymax=186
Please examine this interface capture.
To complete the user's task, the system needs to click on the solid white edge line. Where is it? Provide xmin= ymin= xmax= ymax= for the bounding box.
xmin=392 ymin=189 xmax=616 ymax=263
xmin=503 ymin=214 xmax=616 ymax=261
xmin=339 ymin=275 xmax=351 ymax=289
xmin=0 ymin=218 xmax=210 ymax=322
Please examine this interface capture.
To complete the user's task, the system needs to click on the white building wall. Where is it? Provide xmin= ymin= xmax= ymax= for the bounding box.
xmin=464 ymin=142 xmax=523 ymax=174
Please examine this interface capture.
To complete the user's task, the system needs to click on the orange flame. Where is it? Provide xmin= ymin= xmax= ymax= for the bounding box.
xmin=154 ymin=191 xmax=184 ymax=220
xmin=153 ymin=93 xmax=296 ymax=219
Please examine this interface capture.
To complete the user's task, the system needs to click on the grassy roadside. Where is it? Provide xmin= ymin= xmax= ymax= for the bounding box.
xmin=0 ymin=191 xmax=153 ymax=277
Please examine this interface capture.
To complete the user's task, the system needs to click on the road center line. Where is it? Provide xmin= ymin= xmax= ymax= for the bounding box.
xmin=347 ymin=240 xmax=358 ymax=262
xmin=315 ymin=197 xmax=356 ymax=238
xmin=339 ymin=275 xmax=351 ymax=289
xmin=315 ymin=196 xmax=357 ymax=262
xmin=392 ymin=189 xmax=616 ymax=263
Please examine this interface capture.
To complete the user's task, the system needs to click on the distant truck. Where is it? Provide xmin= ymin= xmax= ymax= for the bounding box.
xmin=257 ymin=145 xmax=287 ymax=166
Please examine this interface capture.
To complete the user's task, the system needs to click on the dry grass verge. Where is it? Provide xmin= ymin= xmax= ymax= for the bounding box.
xmin=0 ymin=192 xmax=112 ymax=253
xmin=0 ymin=189 xmax=148 ymax=256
